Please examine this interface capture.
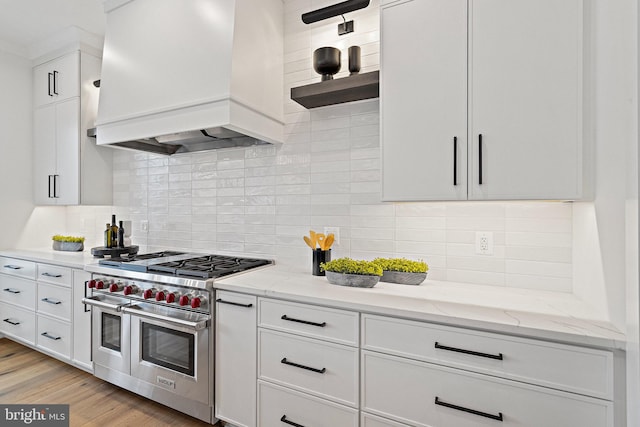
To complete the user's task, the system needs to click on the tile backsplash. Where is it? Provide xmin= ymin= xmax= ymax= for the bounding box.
xmin=62 ymin=0 xmax=572 ymax=292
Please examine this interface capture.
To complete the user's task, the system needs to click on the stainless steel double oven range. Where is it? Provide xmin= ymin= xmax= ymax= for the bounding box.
xmin=83 ymin=252 xmax=272 ymax=423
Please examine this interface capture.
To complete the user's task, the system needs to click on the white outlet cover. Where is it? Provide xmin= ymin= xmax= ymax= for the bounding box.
xmin=475 ymin=231 xmax=494 ymax=255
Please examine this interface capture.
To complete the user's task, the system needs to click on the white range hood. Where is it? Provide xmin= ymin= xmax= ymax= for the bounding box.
xmin=95 ymin=0 xmax=284 ymax=155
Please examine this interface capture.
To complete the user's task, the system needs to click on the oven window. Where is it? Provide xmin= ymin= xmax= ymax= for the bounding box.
xmin=141 ymin=323 xmax=195 ymax=376
xmin=101 ymin=313 xmax=121 ymax=352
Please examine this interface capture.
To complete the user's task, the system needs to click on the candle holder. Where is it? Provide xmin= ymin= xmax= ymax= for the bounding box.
xmin=312 ymin=249 xmax=331 ymax=276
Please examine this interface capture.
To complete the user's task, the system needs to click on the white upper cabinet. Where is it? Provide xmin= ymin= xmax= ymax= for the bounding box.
xmin=381 ymin=0 xmax=467 ymax=201
xmin=33 ymin=50 xmax=113 ymax=206
xmin=33 ymin=52 xmax=80 ymax=108
xmin=381 ymin=0 xmax=587 ymax=201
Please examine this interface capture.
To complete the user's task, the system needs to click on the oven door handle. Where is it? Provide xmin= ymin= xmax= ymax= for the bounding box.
xmin=81 ymin=296 xmax=126 ymax=312
xmin=122 ymin=306 xmax=210 ymax=331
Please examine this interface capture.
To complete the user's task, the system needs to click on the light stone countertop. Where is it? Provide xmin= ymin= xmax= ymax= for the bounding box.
xmin=0 ymin=249 xmax=625 ymax=350
xmin=215 ymin=264 xmax=626 ymax=350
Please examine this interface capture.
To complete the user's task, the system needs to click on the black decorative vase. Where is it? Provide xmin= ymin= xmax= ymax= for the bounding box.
xmin=312 ymin=249 xmax=331 ymax=276
xmin=313 ymin=47 xmax=341 ymax=81
xmin=348 ymin=46 xmax=361 ymax=75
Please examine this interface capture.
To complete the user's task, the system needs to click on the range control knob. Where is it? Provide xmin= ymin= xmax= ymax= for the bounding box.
xmin=123 ymin=285 xmax=139 ymax=295
xmin=191 ymin=297 xmax=202 ymax=309
xmin=178 ymin=295 xmax=190 ymax=306
xmin=166 ymin=292 xmax=177 ymax=304
xmin=87 ymin=279 xmax=97 ymax=289
xmin=143 ymin=289 xmax=157 ymax=299
xmin=155 ymin=291 xmax=166 ymax=301
xmin=95 ymin=280 xmax=108 ymax=290
xmin=109 ymin=283 xmax=124 ymax=292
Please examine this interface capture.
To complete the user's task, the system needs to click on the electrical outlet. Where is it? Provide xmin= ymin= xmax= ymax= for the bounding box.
xmin=141 ymin=220 xmax=149 ymax=232
xmin=323 ymin=227 xmax=340 ymax=245
xmin=475 ymin=231 xmax=494 ymax=255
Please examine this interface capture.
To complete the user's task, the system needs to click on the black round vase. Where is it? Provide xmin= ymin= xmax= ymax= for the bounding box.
xmin=313 ymin=47 xmax=341 ymax=81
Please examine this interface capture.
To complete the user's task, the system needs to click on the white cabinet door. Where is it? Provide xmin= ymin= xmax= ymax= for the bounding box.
xmin=54 ymin=98 xmax=80 ymax=205
xmin=33 ymin=105 xmax=57 ymax=205
xmin=72 ymin=270 xmax=92 ymax=371
xmin=381 ymin=0 xmax=467 ymax=201
xmin=215 ymin=291 xmax=257 ymax=427
xmin=33 ymin=98 xmax=80 ymax=205
xmin=33 ymin=52 xmax=79 ymax=108
xmin=468 ymin=0 xmax=583 ymax=200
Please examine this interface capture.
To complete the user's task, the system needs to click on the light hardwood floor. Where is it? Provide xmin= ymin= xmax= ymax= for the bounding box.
xmin=0 ymin=338 xmax=214 ymax=426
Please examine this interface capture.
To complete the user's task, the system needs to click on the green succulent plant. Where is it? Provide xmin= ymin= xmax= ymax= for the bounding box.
xmin=52 ymin=235 xmax=85 ymax=243
xmin=321 ymin=258 xmax=383 ymax=276
xmin=373 ymin=258 xmax=428 ymax=273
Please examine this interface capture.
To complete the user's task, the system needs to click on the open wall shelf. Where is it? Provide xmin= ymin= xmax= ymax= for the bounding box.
xmin=291 ymin=70 xmax=379 ymax=109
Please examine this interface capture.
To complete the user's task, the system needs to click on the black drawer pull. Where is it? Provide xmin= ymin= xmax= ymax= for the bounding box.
xmin=435 ymin=342 xmax=503 ymax=360
xmin=478 ymin=134 xmax=483 ymax=185
xmin=42 ymin=297 xmax=62 ymax=305
xmin=3 ymin=288 xmax=21 ymax=294
xmin=280 ymin=415 xmax=304 ymax=427
xmin=3 ymin=265 xmax=23 ymax=270
xmin=453 ymin=136 xmax=458 ymax=186
xmin=281 ymin=315 xmax=326 ymax=328
xmin=3 ymin=318 xmax=20 ymax=326
xmin=216 ymin=298 xmax=253 ymax=308
xmin=435 ymin=397 xmax=503 ymax=421
xmin=41 ymin=332 xmax=62 ymax=341
xmin=280 ymin=357 xmax=326 ymax=374
xmin=41 ymin=272 xmax=63 ymax=278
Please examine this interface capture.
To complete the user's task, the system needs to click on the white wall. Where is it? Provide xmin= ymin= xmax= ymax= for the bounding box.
xmin=0 ymin=49 xmax=33 ymax=249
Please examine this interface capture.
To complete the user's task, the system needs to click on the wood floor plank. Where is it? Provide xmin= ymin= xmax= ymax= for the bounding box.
xmin=0 ymin=338 xmax=213 ymax=426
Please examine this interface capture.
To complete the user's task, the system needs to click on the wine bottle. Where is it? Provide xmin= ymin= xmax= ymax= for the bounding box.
xmin=104 ymin=223 xmax=112 ymax=248
xmin=110 ymin=215 xmax=119 ymax=248
xmin=118 ymin=221 xmax=125 ymax=248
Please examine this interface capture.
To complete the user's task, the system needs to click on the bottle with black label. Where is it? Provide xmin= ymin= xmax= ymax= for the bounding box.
xmin=110 ymin=215 xmax=119 ymax=248
xmin=104 ymin=223 xmax=112 ymax=248
xmin=118 ymin=221 xmax=125 ymax=248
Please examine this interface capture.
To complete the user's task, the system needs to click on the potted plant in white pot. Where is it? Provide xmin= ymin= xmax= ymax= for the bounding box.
xmin=373 ymin=258 xmax=428 ymax=285
xmin=320 ymin=258 xmax=383 ymax=288
xmin=52 ymin=235 xmax=85 ymax=252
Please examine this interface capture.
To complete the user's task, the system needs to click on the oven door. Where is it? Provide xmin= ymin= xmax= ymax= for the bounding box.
xmin=124 ymin=304 xmax=211 ymax=405
xmin=82 ymin=295 xmax=131 ymax=374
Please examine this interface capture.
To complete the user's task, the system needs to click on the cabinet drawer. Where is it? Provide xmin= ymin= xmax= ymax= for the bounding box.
xmin=0 ymin=257 xmax=36 ymax=280
xmin=258 ymin=380 xmax=358 ymax=427
xmin=362 ymin=351 xmax=612 ymax=427
xmin=0 ymin=302 xmax=36 ymax=344
xmin=362 ymin=412 xmax=412 ymax=427
xmin=362 ymin=314 xmax=614 ymax=399
xmin=37 ymin=263 xmax=72 ymax=287
xmin=37 ymin=314 xmax=71 ymax=359
xmin=0 ymin=275 xmax=36 ymax=310
xmin=259 ymin=329 xmax=359 ymax=408
xmin=37 ymin=282 xmax=72 ymax=321
xmin=259 ymin=298 xmax=358 ymax=346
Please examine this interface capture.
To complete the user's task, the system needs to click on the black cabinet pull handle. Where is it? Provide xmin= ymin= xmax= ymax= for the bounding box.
xmin=53 ymin=70 xmax=59 ymax=95
xmin=3 ymin=318 xmax=20 ymax=326
xmin=280 ymin=415 xmax=304 ymax=427
xmin=453 ymin=136 xmax=458 ymax=186
xmin=48 ymin=175 xmax=53 ymax=198
xmin=41 ymin=332 xmax=62 ymax=341
xmin=281 ymin=314 xmax=326 ymax=327
xmin=280 ymin=357 xmax=326 ymax=374
xmin=42 ymin=297 xmax=62 ymax=305
xmin=53 ymin=175 xmax=59 ymax=198
xmin=47 ymin=72 xmax=53 ymax=96
xmin=4 ymin=265 xmax=22 ymax=270
xmin=83 ymin=281 xmax=90 ymax=313
xmin=435 ymin=397 xmax=503 ymax=421
xmin=41 ymin=272 xmax=63 ymax=278
xmin=478 ymin=134 xmax=483 ymax=185
xmin=435 ymin=342 xmax=503 ymax=360
xmin=216 ymin=298 xmax=253 ymax=308
xmin=3 ymin=288 xmax=21 ymax=294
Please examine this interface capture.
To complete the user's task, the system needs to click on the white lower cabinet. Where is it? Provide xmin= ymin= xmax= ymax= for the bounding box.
xmin=37 ymin=314 xmax=71 ymax=359
xmin=215 ymin=291 xmax=258 ymax=427
xmin=362 ymin=412 xmax=412 ymax=427
xmin=0 ymin=302 xmax=36 ymax=344
xmin=362 ymin=350 xmax=612 ymax=427
xmin=72 ymin=270 xmax=92 ymax=371
xmin=258 ymin=380 xmax=358 ymax=427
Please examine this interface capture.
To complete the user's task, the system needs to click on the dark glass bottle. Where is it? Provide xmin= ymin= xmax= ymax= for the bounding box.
xmin=110 ymin=215 xmax=119 ymax=248
xmin=104 ymin=223 xmax=112 ymax=248
xmin=118 ymin=221 xmax=125 ymax=248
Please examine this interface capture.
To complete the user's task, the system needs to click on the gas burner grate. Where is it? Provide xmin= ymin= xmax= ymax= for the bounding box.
xmin=148 ymin=256 xmax=272 ymax=279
